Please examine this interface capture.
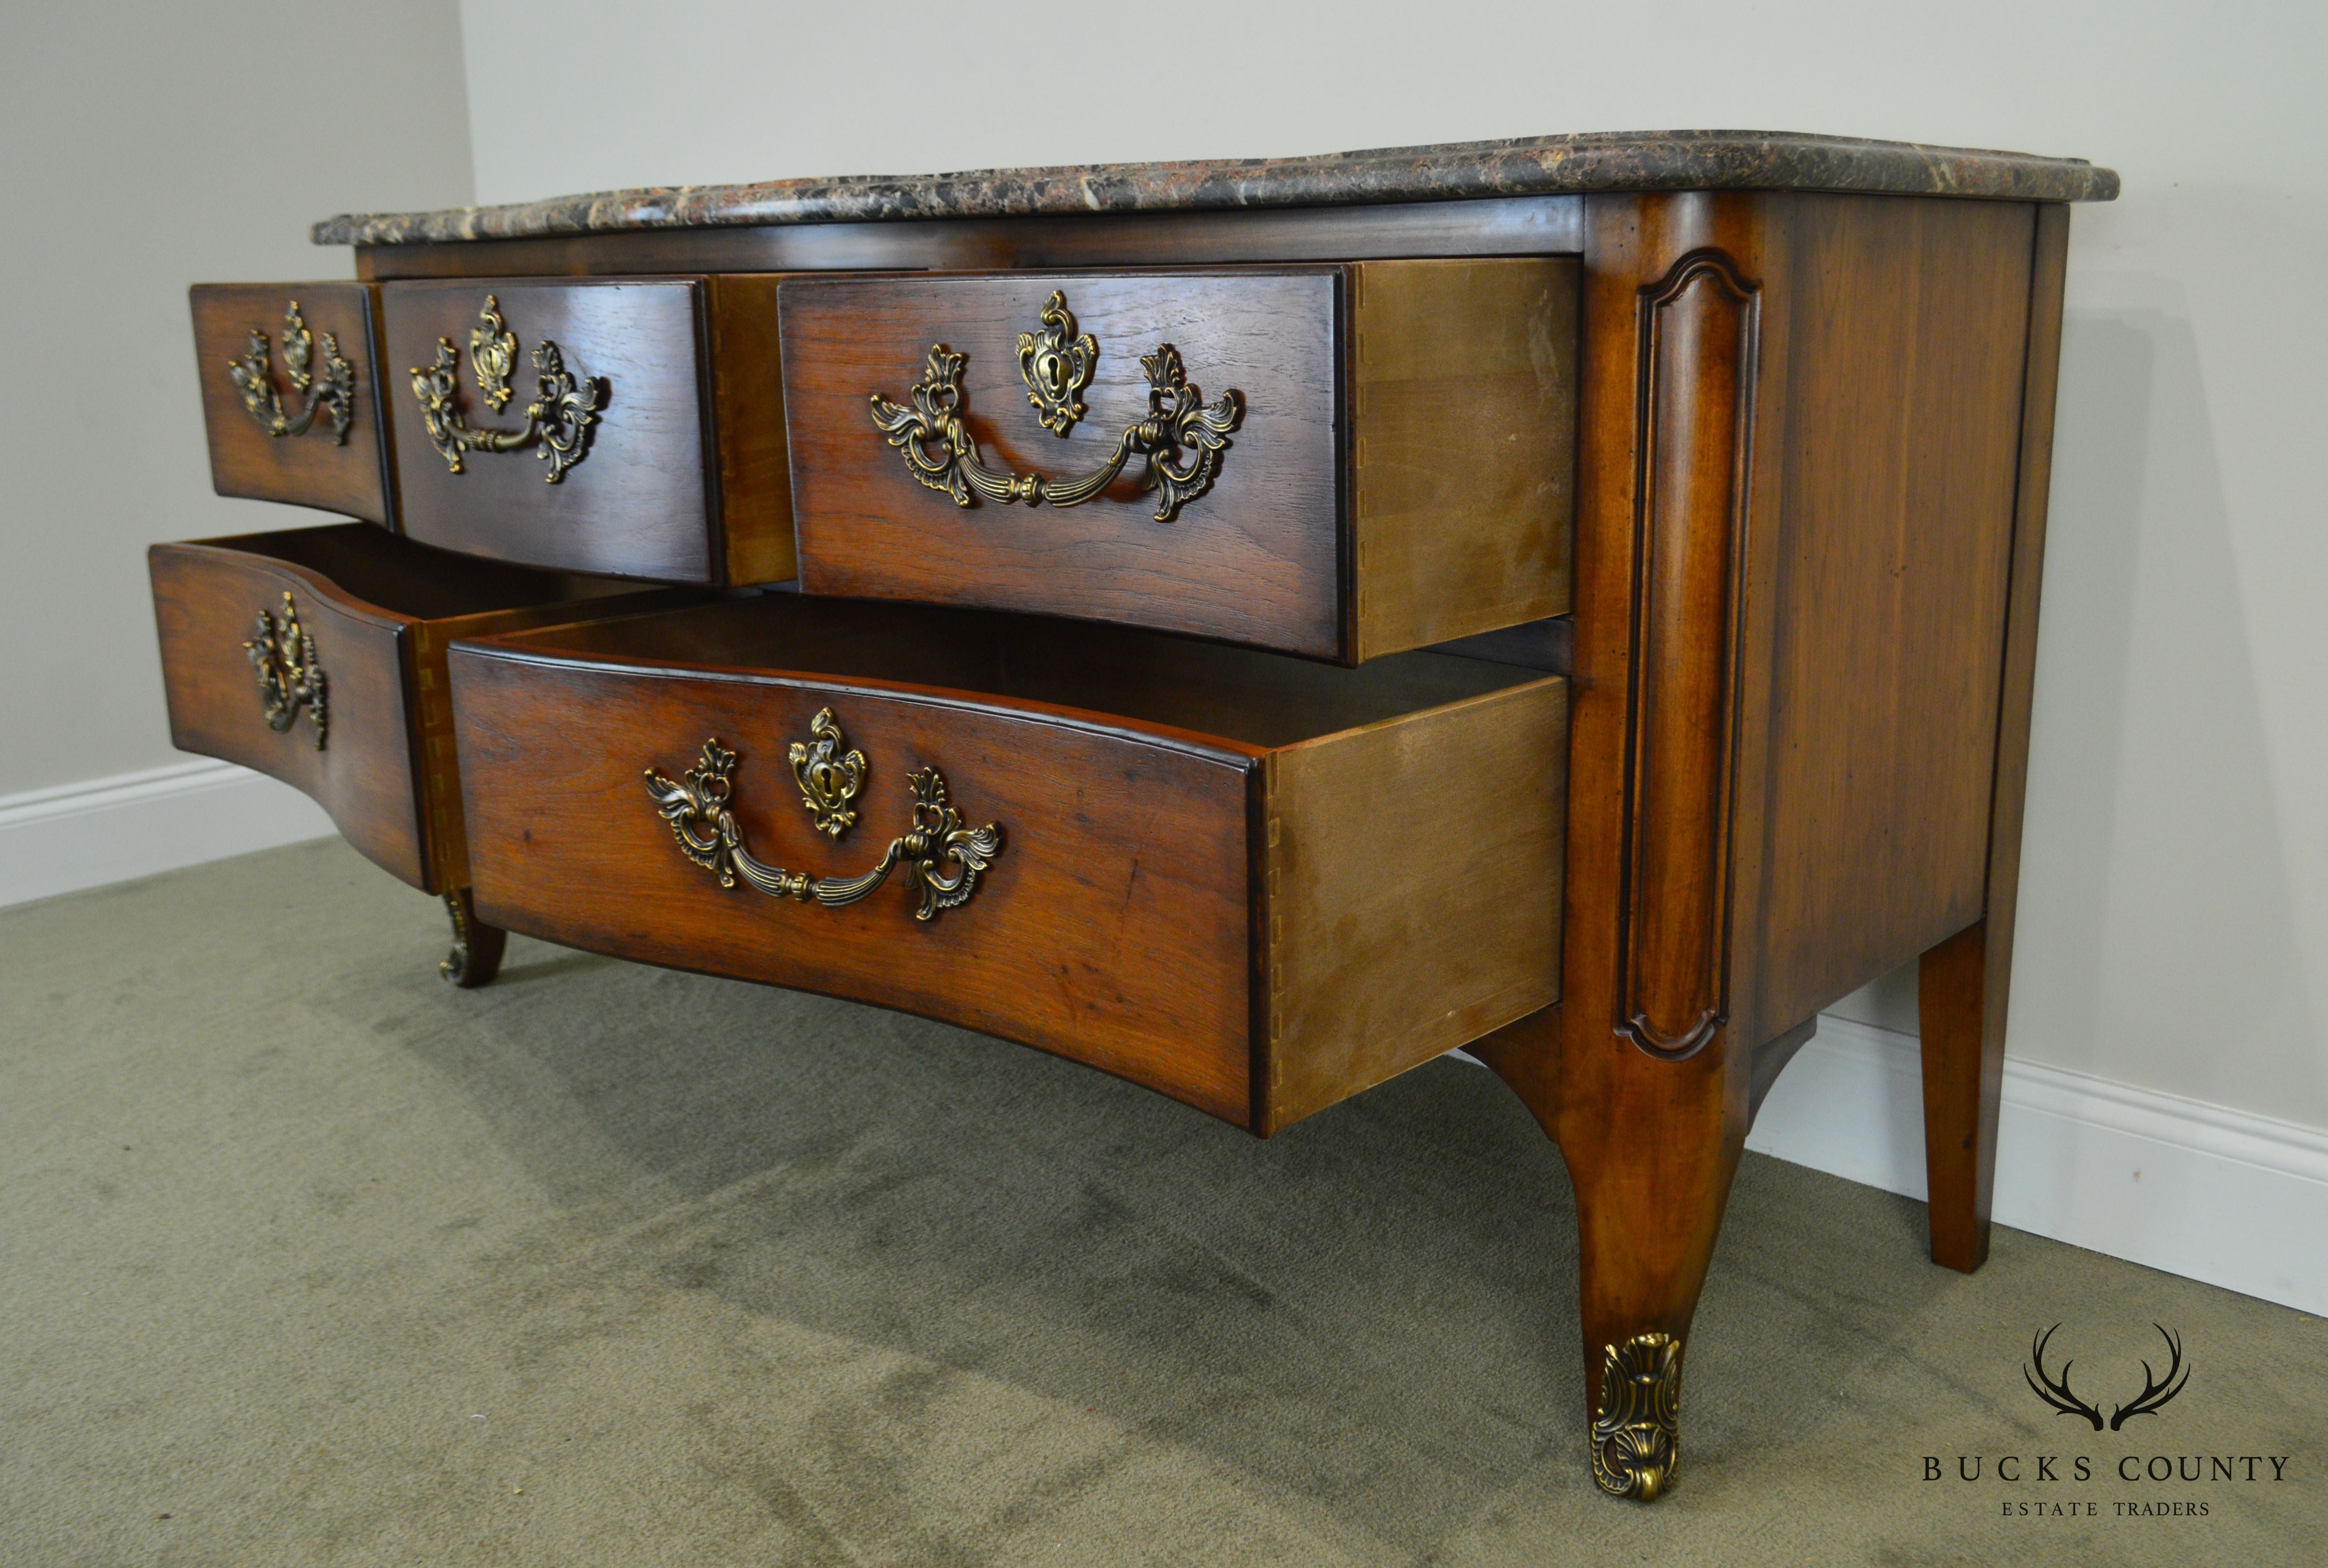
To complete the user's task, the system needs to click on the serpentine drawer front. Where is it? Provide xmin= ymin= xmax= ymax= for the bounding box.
xmin=190 ymin=283 xmax=394 ymax=525
xmin=779 ymin=261 xmax=1577 ymax=661
xmin=376 ymin=276 xmax=794 ymax=585
xmin=148 ymin=524 xmax=690 ymax=895
xmin=447 ymin=595 xmax=1567 ymax=1129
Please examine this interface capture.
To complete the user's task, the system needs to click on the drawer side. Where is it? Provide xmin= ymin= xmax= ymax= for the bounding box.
xmin=1260 ymin=677 xmax=1567 ymax=1132
xmin=407 ymin=590 xmax=704 ymax=891
xmin=706 ymin=273 xmax=800 ymax=585
xmin=1349 ymin=259 xmax=1578 ymax=659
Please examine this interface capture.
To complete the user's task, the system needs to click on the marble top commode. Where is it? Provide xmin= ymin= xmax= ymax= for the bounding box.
xmin=178 ymin=113 xmax=2113 ymax=1509
xmin=313 ymin=129 xmax=2119 ymax=247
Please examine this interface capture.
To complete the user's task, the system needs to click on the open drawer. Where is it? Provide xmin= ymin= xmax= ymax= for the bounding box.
xmin=779 ymin=260 xmax=1578 ymax=662
xmin=149 ymin=523 xmax=695 ymax=898
xmin=447 ymin=596 xmax=1567 ymax=1132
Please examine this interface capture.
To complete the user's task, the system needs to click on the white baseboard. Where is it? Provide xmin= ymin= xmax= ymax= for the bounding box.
xmin=1745 ymin=1015 xmax=2328 ymax=1314
xmin=0 ymin=759 xmax=335 ymax=909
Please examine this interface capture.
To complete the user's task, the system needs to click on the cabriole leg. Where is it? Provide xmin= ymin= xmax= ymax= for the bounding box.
xmin=1474 ymin=1009 xmax=1743 ymax=1502
xmin=1564 ymin=1051 xmax=1741 ymax=1502
xmin=439 ymin=887 xmax=506 ymax=988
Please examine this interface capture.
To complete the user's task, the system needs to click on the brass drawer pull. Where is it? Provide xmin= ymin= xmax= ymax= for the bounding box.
xmin=644 ymin=722 xmax=1002 ymax=921
xmin=228 ymin=301 xmax=354 ymax=444
xmin=245 ymin=591 xmax=328 ymax=748
xmin=869 ymin=291 xmax=1242 ymax=523
xmin=408 ymin=295 xmax=606 ymax=482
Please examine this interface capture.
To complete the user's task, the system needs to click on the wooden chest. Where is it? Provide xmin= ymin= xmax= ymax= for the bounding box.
xmin=160 ymin=128 xmax=2114 ymax=1503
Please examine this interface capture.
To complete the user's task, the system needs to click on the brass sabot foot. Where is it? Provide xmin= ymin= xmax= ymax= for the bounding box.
xmin=440 ymin=889 xmax=506 ymax=988
xmin=1591 ymin=1331 xmax=1682 ymax=1501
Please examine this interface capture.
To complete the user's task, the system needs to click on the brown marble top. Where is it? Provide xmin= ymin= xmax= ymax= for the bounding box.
xmin=313 ymin=130 xmax=2118 ymax=247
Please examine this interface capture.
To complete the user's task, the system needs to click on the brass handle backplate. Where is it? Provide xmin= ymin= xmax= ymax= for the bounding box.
xmin=868 ymin=291 xmax=1243 ymax=523
xmin=408 ymin=295 xmax=606 ymax=483
xmin=1017 ymin=290 xmax=1096 ymax=434
xmin=229 ymin=301 xmax=354 ymax=444
xmin=789 ymin=707 xmax=865 ymax=838
xmin=643 ymin=712 xmax=1002 ymax=922
xmin=245 ymin=591 xmax=328 ymax=749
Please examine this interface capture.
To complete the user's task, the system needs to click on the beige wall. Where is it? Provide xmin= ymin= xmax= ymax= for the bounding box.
xmin=454 ymin=0 xmax=2325 ymax=1131
xmin=0 ymin=0 xmax=473 ymax=795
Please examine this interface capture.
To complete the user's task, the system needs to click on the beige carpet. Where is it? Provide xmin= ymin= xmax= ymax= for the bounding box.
xmin=4 ymin=839 xmax=2321 ymax=1565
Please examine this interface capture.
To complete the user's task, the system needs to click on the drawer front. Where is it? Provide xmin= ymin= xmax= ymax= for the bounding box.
xmin=191 ymin=283 xmax=393 ymax=524
xmin=448 ymin=652 xmax=1261 ymax=1121
xmin=782 ymin=270 xmax=1344 ymax=655
xmin=779 ymin=260 xmax=1576 ymax=660
xmin=380 ymin=278 xmax=722 ymax=582
xmin=151 ymin=541 xmax=427 ymax=885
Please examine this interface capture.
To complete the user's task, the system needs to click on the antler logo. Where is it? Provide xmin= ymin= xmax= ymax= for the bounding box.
xmin=2024 ymin=1323 xmax=2190 ymax=1432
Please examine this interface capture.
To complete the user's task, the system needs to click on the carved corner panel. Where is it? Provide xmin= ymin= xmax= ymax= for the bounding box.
xmin=1615 ymin=250 xmax=1760 ymax=1060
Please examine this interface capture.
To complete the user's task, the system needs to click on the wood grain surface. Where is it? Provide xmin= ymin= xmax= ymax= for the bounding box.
xmin=1920 ymin=200 xmax=2073 ymax=1273
xmin=1733 ymin=194 xmax=2035 ymax=1039
xmin=190 ymin=282 xmax=394 ymax=524
xmin=704 ymin=273 xmax=798 ymax=584
xmin=1262 ymin=678 xmax=1566 ymax=1132
xmin=1347 ymin=258 xmax=1577 ymax=657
